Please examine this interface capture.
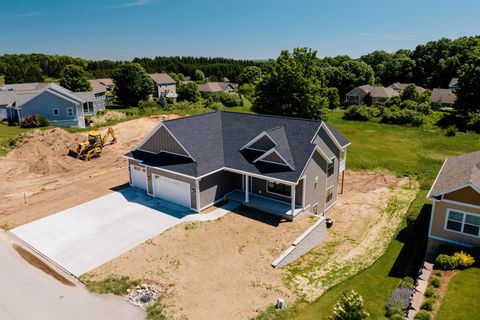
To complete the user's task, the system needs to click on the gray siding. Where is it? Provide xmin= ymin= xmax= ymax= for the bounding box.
xmin=139 ymin=126 xmax=189 ymax=156
xmin=250 ymin=135 xmax=275 ymax=151
xmin=20 ymin=91 xmax=83 ymax=128
xmin=199 ymin=170 xmax=241 ymax=208
xmin=303 ymin=151 xmax=329 ymax=213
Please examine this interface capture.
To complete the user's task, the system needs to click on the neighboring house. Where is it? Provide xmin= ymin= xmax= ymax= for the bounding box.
xmin=430 ymin=88 xmax=457 ymax=109
xmin=448 ymin=78 xmax=460 ymax=91
xmin=389 ymin=82 xmax=426 ymax=94
xmin=345 ymin=85 xmax=399 ymax=105
xmin=89 ymin=78 xmax=114 ymax=92
xmin=427 ymin=151 xmax=480 ymax=251
xmin=0 ymin=83 xmax=86 ymax=128
xmin=125 ymin=111 xmax=350 ymax=221
xmin=198 ymin=82 xmax=235 ymax=94
xmin=148 ymin=73 xmax=178 ymax=101
xmin=73 ymin=91 xmax=106 ymax=116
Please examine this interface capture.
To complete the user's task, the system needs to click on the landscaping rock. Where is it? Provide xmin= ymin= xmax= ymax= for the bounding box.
xmin=125 ymin=284 xmax=162 ymax=309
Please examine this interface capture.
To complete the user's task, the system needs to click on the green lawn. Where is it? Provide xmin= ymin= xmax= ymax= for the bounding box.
xmin=257 ymin=110 xmax=479 ymax=320
xmin=435 ymin=268 xmax=480 ymax=320
xmin=0 ymin=124 xmax=33 ymax=156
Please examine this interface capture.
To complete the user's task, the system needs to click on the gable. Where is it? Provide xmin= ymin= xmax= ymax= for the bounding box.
xmin=313 ymin=126 xmax=341 ymax=157
xmin=138 ymin=125 xmax=190 ymax=157
xmin=261 ymin=150 xmax=288 ymax=165
xmin=444 ymin=186 xmax=480 ymax=206
xmin=249 ymin=135 xmax=275 ymax=151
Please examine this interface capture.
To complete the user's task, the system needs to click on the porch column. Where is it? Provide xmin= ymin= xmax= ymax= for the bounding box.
xmin=291 ymin=184 xmax=296 ymax=216
xmin=245 ymin=175 xmax=249 ymax=203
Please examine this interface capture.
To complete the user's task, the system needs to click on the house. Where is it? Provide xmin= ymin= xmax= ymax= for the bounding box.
xmin=125 ymin=111 xmax=350 ymax=221
xmin=148 ymin=73 xmax=178 ymax=101
xmin=198 ymin=81 xmax=235 ymax=94
xmin=0 ymin=83 xmax=87 ymax=128
xmin=426 ymin=151 xmax=480 ymax=251
xmin=448 ymin=78 xmax=460 ymax=91
xmin=345 ymin=85 xmax=399 ymax=105
xmin=430 ymin=88 xmax=457 ymax=109
xmin=89 ymin=78 xmax=114 ymax=92
xmin=389 ymin=82 xmax=426 ymax=94
xmin=73 ymin=91 xmax=106 ymax=116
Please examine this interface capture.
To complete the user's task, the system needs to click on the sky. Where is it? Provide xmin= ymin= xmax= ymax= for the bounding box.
xmin=1 ymin=0 xmax=479 ymax=61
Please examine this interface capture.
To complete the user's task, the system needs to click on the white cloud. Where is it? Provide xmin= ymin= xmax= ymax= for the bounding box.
xmin=109 ymin=0 xmax=155 ymax=9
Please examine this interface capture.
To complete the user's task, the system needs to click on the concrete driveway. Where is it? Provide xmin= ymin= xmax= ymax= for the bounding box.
xmin=11 ymin=187 xmax=236 ymax=276
xmin=0 ymin=232 xmax=144 ymax=320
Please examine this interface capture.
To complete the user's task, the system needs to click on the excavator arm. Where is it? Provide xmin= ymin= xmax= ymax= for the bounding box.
xmin=102 ymin=127 xmax=117 ymax=146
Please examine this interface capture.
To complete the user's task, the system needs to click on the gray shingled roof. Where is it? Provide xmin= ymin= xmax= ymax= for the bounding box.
xmin=428 ymin=150 xmax=480 ymax=198
xmin=198 ymin=82 xmax=233 ymax=93
xmin=389 ymin=82 xmax=426 ymax=94
xmin=130 ymin=111 xmax=349 ymax=183
xmin=149 ymin=73 xmax=176 ymax=84
xmin=431 ymin=88 xmax=457 ymax=104
xmin=326 ymin=124 xmax=350 ymax=147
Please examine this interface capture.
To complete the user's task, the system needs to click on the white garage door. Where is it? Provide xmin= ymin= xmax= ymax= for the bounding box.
xmin=130 ymin=165 xmax=147 ymax=190
xmin=153 ymin=174 xmax=191 ymax=208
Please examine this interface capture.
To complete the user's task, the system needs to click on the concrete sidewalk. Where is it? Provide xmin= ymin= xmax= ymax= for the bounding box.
xmin=0 ymin=232 xmax=144 ymax=320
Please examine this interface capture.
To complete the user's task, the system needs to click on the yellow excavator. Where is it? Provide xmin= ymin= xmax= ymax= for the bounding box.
xmin=68 ymin=127 xmax=117 ymax=161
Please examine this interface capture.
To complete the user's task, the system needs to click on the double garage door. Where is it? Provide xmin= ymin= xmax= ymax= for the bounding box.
xmin=130 ymin=165 xmax=191 ymax=208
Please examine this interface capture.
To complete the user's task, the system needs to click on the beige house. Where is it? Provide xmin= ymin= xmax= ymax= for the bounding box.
xmin=198 ymin=81 xmax=235 ymax=94
xmin=389 ymin=82 xmax=425 ymax=94
xmin=430 ymin=88 xmax=457 ymax=109
xmin=345 ymin=85 xmax=398 ymax=105
xmin=427 ymin=150 xmax=480 ymax=251
xmin=148 ymin=73 xmax=178 ymax=101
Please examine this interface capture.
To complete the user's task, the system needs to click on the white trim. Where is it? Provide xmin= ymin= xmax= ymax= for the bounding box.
xmin=302 ymin=176 xmax=306 ymax=208
xmin=431 ymin=182 xmax=480 ymax=199
xmin=240 ymin=131 xmax=277 ymax=151
xmin=143 ymin=163 xmax=196 ymax=180
xmin=52 ymin=108 xmax=60 ymax=116
xmin=265 ymin=180 xmax=292 ymax=199
xmin=326 ymin=156 xmax=335 ymax=177
xmin=224 ymin=167 xmax=296 ymax=185
xmin=441 ymin=199 xmax=480 ymax=210
xmin=245 ymin=174 xmax=249 ymax=203
xmin=429 ymin=235 xmax=476 ymax=248
xmin=195 ymin=179 xmax=201 ymax=212
xmin=252 ymin=148 xmax=295 ymax=170
xmin=444 ymin=208 xmax=480 ymax=238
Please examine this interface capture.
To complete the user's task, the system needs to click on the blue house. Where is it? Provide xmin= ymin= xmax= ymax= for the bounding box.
xmin=1 ymin=83 xmax=87 ymax=128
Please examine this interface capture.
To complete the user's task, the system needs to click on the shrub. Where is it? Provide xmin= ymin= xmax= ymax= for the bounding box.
xmin=420 ymin=298 xmax=434 ymax=311
xmin=209 ymin=101 xmax=224 ymax=111
xmin=435 ymin=254 xmax=458 ymax=270
xmin=386 ymin=286 xmax=412 ymax=314
xmin=453 ymin=251 xmax=475 ymax=268
xmin=385 ymin=306 xmax=404 ymax=318
xmin=381 ymin=108 xmax=424 ymax=126
xmin=81 ymin=275 xmax=140 ymax=295
xmin=138 ymin=100 xmax=160 ymax=115
xmin=467 ymin=111 xmax=480 ymax=133
xmin=343 ymin=105 xmax=376 ymax=121
xmin=401 ymin=276 xmax=415 ymax=288
xmin=146 ymin=300 xmax=168 ymax=320
xmin=434 ymin=270 xmax=443 ymax=277
xmin=430 ymin=276 xmax=441 ymax=288
xmin=330 ymin=290 xmax=369 ymax=320
xmin=390 ymin=314 xmax=406 ymax=320
xmin=20 ymin=114 xmax=49 ymax=128
xmin=424 ymin=286 xmax=437 ymax=298
xmin=205 ymin=92 xmax=242 ymax=107
xmin=414 ymin=310 xmax=432 ymax=320
xmin=445 ymin=125 xmax=458 ymax=136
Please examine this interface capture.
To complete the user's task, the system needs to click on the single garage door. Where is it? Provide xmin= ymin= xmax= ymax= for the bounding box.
xmin=152 ymin=174 xmax=191 ymax=208
xmin=130 ymin=165 xmax=147 ymax=190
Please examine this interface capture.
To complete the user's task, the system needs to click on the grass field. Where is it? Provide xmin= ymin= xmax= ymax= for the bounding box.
xmin=435 ymin=268 xmax=480 ymax=319
xmin=256 ymin=110 xmax=479 ymax=320
xmin=0 ymin=124 xmax=33 ymax=156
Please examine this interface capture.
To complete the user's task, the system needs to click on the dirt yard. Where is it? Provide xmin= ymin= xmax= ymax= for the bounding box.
xmin=85 ymin=171 xmax=418 ymax=320
xmin=0 ymin=115 xmax=181 ymax=228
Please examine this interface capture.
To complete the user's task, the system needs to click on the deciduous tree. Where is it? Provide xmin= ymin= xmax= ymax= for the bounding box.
xmin=59 ymin=64 xmax=92 ymax=92
xmin=112 ymin=63 xmax=154 ymax=106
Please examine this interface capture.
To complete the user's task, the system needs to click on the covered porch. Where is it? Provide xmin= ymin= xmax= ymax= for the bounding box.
xmin=225 ymin=171 xmax=305 ymax=221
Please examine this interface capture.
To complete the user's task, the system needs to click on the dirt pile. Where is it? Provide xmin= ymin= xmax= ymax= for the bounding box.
xmin=8 ymin=128 xmax=83 ymax=175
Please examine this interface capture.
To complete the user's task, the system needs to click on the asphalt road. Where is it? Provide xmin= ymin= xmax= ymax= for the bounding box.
xmin=0 ymin=232 xmax=145 ymax=320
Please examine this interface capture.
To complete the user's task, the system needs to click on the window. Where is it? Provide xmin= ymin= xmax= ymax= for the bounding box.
xmin=67 ymin=108 xmax=73 ymax=116
xmin=325 ymin=186 xmax=334 ymax=203
xmin=83 ymin=102 xmax=93 ymax=113
xmin=327 ymin=158 xmax=335 ymax=177
xmin=267 ymin=181 xmax=291 ymax=197
xmin=312 ymin=203 xmax=318 ymax=215
xmin=445 ymin=209 xmax=480 ymax=237
xmin=53 ymin=108 xmax=59 ymax=116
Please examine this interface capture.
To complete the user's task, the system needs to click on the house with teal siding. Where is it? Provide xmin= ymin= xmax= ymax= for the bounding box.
xmin=1 ymin=83 xmax=87 ymax=128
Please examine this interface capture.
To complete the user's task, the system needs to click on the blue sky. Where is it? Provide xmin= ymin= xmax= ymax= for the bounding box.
xmin=1 ymin=0 xmax=479 ymax=60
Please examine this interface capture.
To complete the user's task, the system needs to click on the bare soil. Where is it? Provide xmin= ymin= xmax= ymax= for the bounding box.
xmin=87 ymin=171 xmax=417 ymax=320
xmin=0 ymin=115 xmax=181 ymax=228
